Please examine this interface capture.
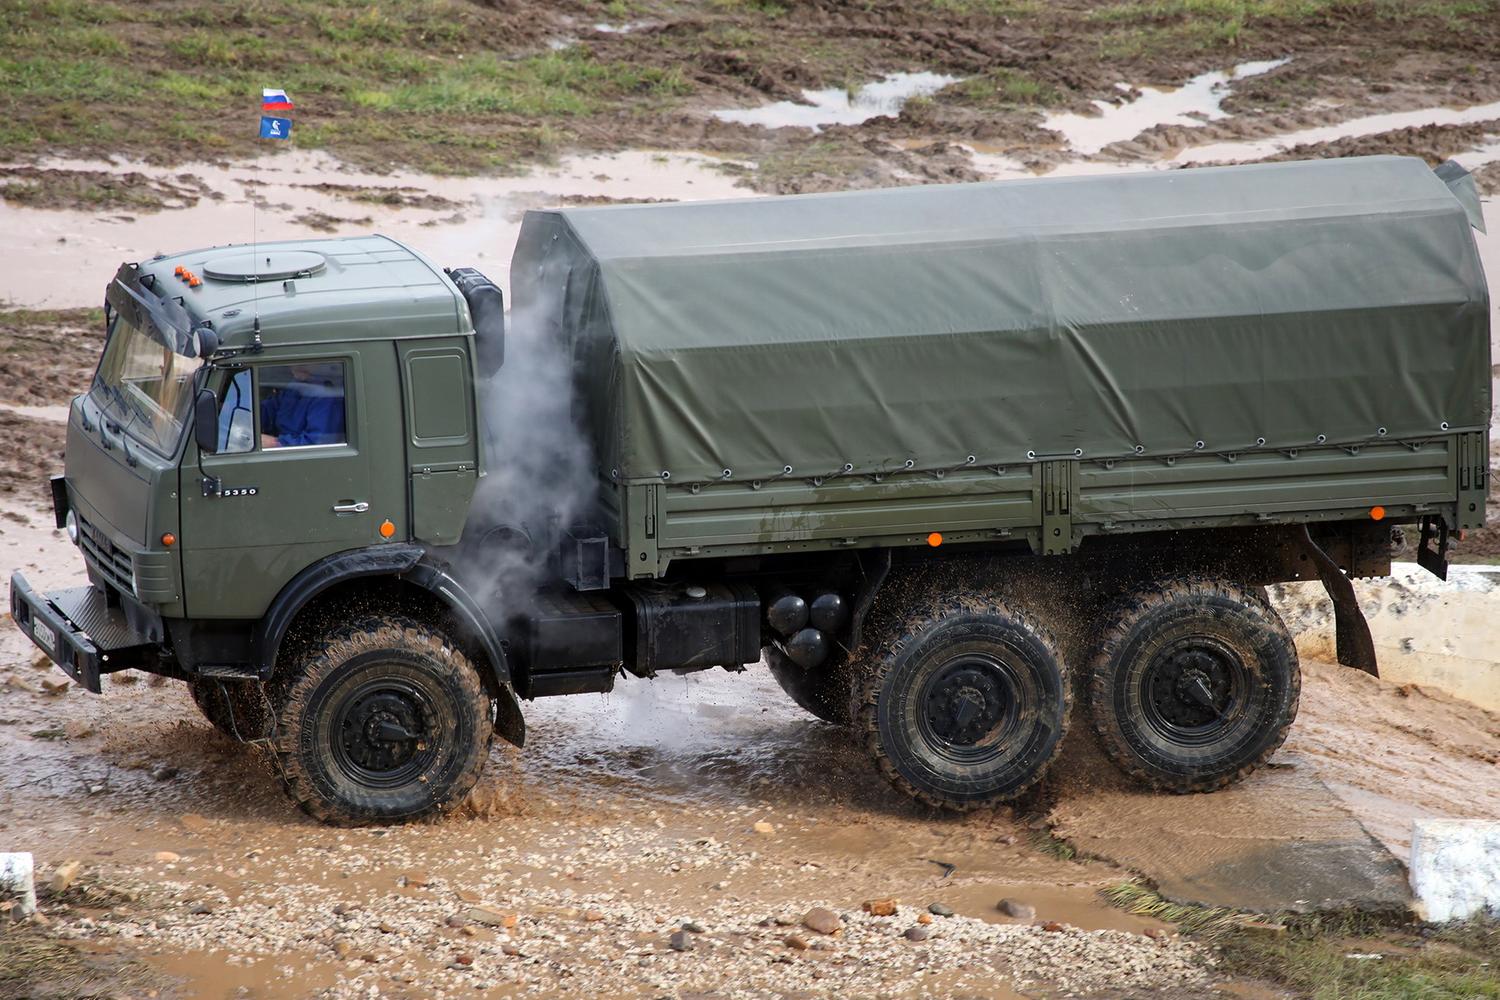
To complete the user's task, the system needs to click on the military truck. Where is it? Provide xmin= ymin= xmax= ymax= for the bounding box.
xmin=11 ymin=156 xmax=1490 ymax=825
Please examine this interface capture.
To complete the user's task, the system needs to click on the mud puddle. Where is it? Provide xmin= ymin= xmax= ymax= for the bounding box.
xmin=0 ymin=149 xmax=748 ymax=310
xmin=1174 ymin=99 xmax=1500 ymax=164
xmin=1041 ymin=59 xmax=1290 ymax=156
xmin=713 ymin=72 xmax=961 ymax=132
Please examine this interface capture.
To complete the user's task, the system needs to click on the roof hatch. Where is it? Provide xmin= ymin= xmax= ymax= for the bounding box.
xmin=203 ymin=249 xmax=328 ymax=282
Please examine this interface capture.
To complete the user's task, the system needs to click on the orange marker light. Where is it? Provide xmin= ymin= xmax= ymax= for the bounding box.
xmin=160 ymin=532 xmax=175 ymax=546
xmin=1369 ymin=505 xmax=1386 ymax=521
xmin=188 ymin=276 xmax=201 ymax=287
xmin=173 ymin=266 xmax=185 ymax=276
xmin=379 ymin=519 xmax=396 ymax=539
xmin=927 ymin=532 xmax=943 ymax=547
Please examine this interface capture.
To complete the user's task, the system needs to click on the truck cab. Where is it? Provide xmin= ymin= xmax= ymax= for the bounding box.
xmin=12 ymin=237 xmax=527 ymax=819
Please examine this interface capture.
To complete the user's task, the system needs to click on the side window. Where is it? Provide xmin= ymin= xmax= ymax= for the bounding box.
xmin=216 ymin=369 xmax=254 ymax=454
xmin=257 ymin=362 xmax=348 ymax=449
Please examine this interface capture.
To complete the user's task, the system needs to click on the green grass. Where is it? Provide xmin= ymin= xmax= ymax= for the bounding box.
xmin=351 ymin=49 xmax=691 ymax=117
xmin=929 ymin=0 xmax=1046 ymax=13
xmin=1029 ymin=828 xmax=1079 ymax=861
xmin=1103 ymin=879 xmax=1252 ymax=933
xmin=1087 ymin=0 xmax=1495 ymax=51
xmin=1104 ymin=880 xmax=1500 ymax=1000
xmin=0 ymin=0 xmax=704 ymax=171
xmin=940 ymin=67 xmax=1060 ymax=108
xmin=1 ymin=0 xmax=1496 ymax=177
xmin=1220 ymin=920 xmax=1500 ymax=999
xmin=709 ymin=0 xmax=789 ymax=15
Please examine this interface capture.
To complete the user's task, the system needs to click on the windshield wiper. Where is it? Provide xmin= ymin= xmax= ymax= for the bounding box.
xmin=92 ymin=380 xmax=144 ymax=455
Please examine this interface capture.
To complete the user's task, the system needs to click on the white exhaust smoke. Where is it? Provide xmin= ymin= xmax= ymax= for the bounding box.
xmin=465 ymin=299 xmax=597 ymax=616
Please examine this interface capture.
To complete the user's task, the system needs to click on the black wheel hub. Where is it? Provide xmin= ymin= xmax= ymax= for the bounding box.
xmin=332 ymin=680 xmax=435 ymax=788
xmin=922 ymin=657 xmax=1015 ymax=748
xmin=1142 ymin=639 xmax=1246 ymax=744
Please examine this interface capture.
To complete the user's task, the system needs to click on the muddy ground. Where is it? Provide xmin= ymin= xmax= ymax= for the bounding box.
xmin=2 ymin=503 xmax=1498 ymax=999
xmin=3 ymin=1 xmax=1500 ymax=997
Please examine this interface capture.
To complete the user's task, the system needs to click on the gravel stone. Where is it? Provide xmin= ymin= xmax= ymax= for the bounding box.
xmin=997 ymin=898 xmax=1036 ymax=920
xmin=802 ymin=907 xmax=841 ymax=935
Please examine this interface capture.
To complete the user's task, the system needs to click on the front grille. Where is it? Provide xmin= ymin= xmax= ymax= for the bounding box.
xmin=77 ymin=514 xmax=134 ymax=596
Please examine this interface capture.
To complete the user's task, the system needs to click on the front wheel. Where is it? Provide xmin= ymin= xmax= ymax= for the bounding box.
xmin=855 ymin=594 xmax=1071 ymax=811
xmin=270 ymin=614 xmax=493 ymax=825
xmin=1087 ymin=578 xmax=1299 ymax=793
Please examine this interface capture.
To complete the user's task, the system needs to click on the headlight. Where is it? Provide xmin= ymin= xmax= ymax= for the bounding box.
xmin=65 ymin=510 xmax=78 ymax=545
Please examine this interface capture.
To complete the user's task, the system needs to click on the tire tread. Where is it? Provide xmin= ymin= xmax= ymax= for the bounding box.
xmin=1087 ymin=577 xmax=1299 ymax=794
xmin=269 ymin=613 xmax=492 ymax=826
xmin=854 ymin=585 xmax=1072 ymax=811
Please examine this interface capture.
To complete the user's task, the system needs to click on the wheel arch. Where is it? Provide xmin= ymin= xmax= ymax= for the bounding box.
xmin=250 ymin=545 xmax=524 ymax=748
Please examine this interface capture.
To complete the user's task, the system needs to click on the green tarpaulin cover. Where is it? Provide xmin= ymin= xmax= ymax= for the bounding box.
xmin=511 ymin=156 xmax=1490 ymax=484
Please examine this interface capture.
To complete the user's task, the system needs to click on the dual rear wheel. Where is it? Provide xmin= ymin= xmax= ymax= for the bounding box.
xmin=803 ymin=577 xmax=1298 ymax=811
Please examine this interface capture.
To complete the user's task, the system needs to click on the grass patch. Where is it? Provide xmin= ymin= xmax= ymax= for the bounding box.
xmin=939 ymin=67 xmax=1060 ymax=108
xmin=709 ymin=0 xmax=790 ymax=15
xmin=929 ymin=0 xmax=1046 ymax=12
xmin=0 ymin=922 xmax=164 ymax=997
xmin=354 ymin=49 xmax=691 ymax=117
xmin=1219 ymin=917 xmax=1500 ymax=999
xmin=1029 ymin=828 xmax=1079 ymax=861
xmin=1087 ymin=0 xmax=1495 ymax=52
xmin=1103 ymin=879 xmax=1251 ymax=934
xmin=1104 ymin=880 xmax=1500 ymax=1000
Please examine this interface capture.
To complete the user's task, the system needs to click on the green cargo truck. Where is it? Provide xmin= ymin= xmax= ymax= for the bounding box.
xmin=11 ymin=156 xmax=1490 ymax=824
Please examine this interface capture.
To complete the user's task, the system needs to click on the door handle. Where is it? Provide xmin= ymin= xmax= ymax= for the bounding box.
xmin=332 ymin=501 xmax=370 ymax=514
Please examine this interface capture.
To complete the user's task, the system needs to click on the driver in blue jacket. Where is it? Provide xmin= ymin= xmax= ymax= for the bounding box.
xmin=260 ymin=364 xmax=345 ymax=448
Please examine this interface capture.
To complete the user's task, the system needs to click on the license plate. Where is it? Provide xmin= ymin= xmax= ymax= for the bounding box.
xmin=32 ymin=620 xmax=56 ymax=654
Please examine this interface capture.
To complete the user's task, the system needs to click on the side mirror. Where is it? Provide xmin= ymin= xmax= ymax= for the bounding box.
xmin=193 ymin=388 xmax=219 ymax=455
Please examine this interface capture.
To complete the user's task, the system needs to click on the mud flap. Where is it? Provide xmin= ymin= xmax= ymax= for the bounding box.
xmin=1299 ymin=525 xmax=1378 ymax=677
xmin=1415 ymin=516 xmax=1450 ymax=582
xmin=494 ymin=685 xmax=526 ymax=749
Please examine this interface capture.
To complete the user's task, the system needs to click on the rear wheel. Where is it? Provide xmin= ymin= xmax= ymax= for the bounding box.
xmin=855 ymin=593 xmax=1071 ymax=811
xmin=1087 ymin=579 xmax=1299 ymax=793
xmin=765 ymin=645 xmax=854 ymax=725
xmin=270 ymin=614 xmax=493 ymax=825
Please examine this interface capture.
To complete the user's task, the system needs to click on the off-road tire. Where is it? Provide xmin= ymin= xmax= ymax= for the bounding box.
xmin=855 ymin=592 xmax=1071 ymax=811
xmin=188 ymin=678 xmax=270 ymax=742
xmin=765 ymin=645 xmax=854 ymax=726
xmin=1087 ymin=578 xmax=1299 ymax=793
xmin=269 ymin=614 xmax=492 ymax=825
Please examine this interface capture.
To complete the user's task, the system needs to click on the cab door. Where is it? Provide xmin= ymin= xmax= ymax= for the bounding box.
xmin=179 ymin=345 xmax=407 ymax=619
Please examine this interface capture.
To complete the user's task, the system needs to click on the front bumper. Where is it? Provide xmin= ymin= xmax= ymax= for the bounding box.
xmin=10 ymin=572 xmax=155 ymax=692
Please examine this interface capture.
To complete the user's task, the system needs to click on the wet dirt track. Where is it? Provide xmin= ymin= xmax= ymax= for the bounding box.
xmin=4 ymin=493 xmax=1500 ymax=997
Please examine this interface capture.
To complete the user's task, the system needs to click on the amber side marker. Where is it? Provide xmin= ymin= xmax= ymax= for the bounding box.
xmin=379 ymin=519 xmax=396 ymax=539
xmin=160 ymin=532 xmax=176 ymax=546
xmin=927 ymin=532 xmax=943 ymax=547
xmin=1369 ymin=506 xmax=1386 ymax=521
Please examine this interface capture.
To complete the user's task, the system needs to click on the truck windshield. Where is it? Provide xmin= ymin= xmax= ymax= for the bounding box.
xmin=92 ymin=309 xmax=204 ymax=456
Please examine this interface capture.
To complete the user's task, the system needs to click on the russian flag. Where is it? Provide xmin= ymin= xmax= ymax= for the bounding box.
xmin=262 ymin=88 xmax=294 ymax=112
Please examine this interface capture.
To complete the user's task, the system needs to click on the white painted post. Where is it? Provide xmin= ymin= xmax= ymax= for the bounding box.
xmin=0 ymin=852 xmax=37 ymax=918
